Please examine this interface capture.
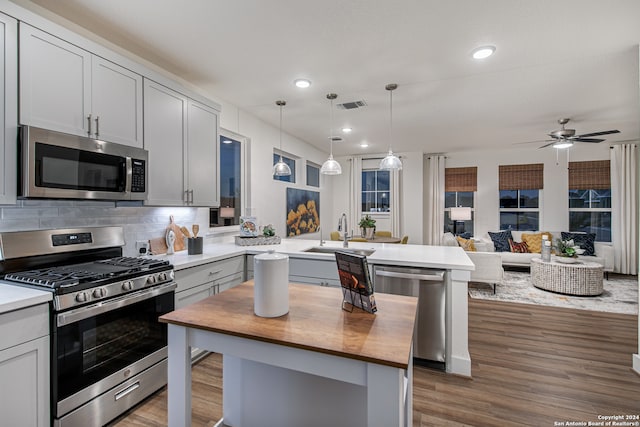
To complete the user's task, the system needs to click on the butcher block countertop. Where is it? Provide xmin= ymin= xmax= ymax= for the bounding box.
xmin=160 ymin=280 xmax=418 ymax=369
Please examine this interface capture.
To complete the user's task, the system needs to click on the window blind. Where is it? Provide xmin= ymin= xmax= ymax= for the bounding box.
xmin=445 ymin=167 xmax=477 ymax=192
xmin=568 ymin=160 xmax=610 ymax=190
xmin=499 ymin=163 xmax=544 ymax=190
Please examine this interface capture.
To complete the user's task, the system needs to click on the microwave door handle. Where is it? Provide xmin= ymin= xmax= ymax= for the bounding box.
xmin=125 ymin=157 xmax=132 ymax=196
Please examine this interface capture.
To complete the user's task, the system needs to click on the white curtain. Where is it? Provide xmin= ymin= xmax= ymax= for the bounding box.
xmin=611 ymin=144 xmax=638 ymax=275
xmin=391 ymin=168 xmax=402 ymax=237
xmin=348 ymin=157 xmax=362 ymax=237
xmin=424 ymin=155 xmax=446 ymax=245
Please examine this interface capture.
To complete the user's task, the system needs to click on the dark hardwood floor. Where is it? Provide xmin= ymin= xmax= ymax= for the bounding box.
xmin=111 ymin=298 xmax=640 ymax=427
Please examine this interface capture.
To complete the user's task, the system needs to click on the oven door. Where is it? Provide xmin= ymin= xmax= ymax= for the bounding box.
xmin=52 ymin=282 xmax=176 ymax=418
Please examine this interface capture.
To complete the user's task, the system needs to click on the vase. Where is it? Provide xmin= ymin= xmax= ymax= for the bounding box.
xmin=362 ymin=227 xmax=375 ymax=239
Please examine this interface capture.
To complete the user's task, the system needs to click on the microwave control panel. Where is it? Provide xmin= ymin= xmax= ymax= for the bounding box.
xmin=131 ymin=159 xmax=146 ymax=193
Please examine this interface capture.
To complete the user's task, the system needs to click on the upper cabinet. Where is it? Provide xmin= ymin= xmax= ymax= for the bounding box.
xmin=19 ymin=23 xmax=143 ymax=147
xmin=0 ymin=12 xmax=18 ymax=205
xmin=143 ymin=79 xmax=219 ymax=207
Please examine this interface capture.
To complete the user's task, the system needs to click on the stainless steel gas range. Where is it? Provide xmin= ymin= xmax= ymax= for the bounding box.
xmin=0 ymin=226 xmax=176 ymax=427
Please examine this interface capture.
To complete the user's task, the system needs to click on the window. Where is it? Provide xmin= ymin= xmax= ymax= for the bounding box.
xmin=306 ymin=162 xmax=320 ymax=187
xmin=273 ymin=153 xmax=296 ymax=183
xmin=210 ymin=132 xmax=246 ymax=228
xmin=568 ymin=160 xmax=611 ymax=242
xmin=362 ymin=170 xmax=390 ymax=212
xmin=444 ymin=167 xmax=477 ymax=235
xmin=498 ymin=164 xmax=543 ymax=231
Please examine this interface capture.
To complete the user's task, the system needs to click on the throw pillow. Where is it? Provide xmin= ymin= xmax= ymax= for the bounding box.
xmin=521 ymin=232 xmax=542 ymax=253
xmin=561 ymin=232 xmax=596 ymax=256
xmin=456 ymin=236 xmax=476 ymax=251
xmin=508 ymin=239 xmax=529 ymax=253
xmin=488 ymin=230 xmax=513 ymax=252
xmin=442 ymin=232 xmax=459 ymax=247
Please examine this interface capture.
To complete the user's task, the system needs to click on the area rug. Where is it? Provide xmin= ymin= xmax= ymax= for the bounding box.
xmin=468 ymin=271 xmax=638 ymax=315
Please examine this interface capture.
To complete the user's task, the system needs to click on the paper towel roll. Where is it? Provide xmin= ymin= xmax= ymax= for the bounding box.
xmin=254 ymin=250 xmax=289 ymax=317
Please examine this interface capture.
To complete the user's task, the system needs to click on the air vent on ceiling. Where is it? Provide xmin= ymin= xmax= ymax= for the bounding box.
xmin=329 ymin=136 xmax=343 ymax=143
xmin=336 ymin=100 xmax=367 ymax=110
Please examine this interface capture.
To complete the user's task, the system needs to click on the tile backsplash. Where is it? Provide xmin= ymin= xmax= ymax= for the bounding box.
xmin=0 ymin=200 xmax=206 ymax=257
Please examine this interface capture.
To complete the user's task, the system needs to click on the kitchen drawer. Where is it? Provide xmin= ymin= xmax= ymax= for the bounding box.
xmin=175 ymin=255 xmax=245 ymax=293
xmin=0 ymin=303 xmax=49 ymax=352
xmin=290 ymin=275 xmax=341 ymax=287
xmin=175 ymin=282 xmax=214 ymax=309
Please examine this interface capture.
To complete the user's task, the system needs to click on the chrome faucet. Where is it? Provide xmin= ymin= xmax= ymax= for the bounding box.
xmin=318 ymin=226 xmax=325 ymax=246
xmin=338 ymin=213 xmax=349 ymax=247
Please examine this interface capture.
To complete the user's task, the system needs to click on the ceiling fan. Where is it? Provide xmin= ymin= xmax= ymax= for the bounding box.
xmin=526 ymin=118 xmax=620 ymax=149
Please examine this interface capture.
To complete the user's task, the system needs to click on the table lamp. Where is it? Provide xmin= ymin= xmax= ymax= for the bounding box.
xmin=450 ymin=207 xmax=472 ymax=236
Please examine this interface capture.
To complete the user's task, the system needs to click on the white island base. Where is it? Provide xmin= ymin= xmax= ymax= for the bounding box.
xmin=161 ymin=282 xmax=418 ymax=427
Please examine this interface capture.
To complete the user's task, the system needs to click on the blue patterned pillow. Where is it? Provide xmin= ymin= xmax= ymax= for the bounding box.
xmin=488 ymin=230 xmax=513 ymax=252
xmin=561 ymin=232 xmax=596 ymax=256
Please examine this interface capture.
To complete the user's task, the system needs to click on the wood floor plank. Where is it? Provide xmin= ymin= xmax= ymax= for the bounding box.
xmin=111 ymin=297 xmax=640 ymax=427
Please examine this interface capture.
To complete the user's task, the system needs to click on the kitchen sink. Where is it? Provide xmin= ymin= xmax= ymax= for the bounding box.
xmin=303 ymin=246 xmax=376 ymax=256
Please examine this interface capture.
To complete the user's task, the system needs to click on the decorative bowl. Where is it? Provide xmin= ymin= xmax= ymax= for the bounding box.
xmin=555 ymin=255 xmax=578 ymax=264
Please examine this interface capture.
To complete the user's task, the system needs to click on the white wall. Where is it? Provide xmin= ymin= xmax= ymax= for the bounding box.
xmin=218 ymin=100 xmax=334 ymax=240
xmin=444 ymin=143 xmax=611 ymax=239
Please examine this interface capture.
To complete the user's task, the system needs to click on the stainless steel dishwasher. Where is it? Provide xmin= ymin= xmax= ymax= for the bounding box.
xmin=373 ymin=265 xmax=446 ymax=369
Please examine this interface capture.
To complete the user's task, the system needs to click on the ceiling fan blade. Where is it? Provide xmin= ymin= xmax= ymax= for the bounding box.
xmin=576 ymin=130 xmax=620 ymax=138
xmin=513 ymin=139 xmax=553 ymax=145
xmin=573 ymin=138 xmax=605 ymax=143
xmin=539 ymin=141 xmax=560 ymax=148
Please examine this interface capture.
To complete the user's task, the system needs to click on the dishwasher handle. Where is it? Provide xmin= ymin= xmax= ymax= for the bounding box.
xmin=375 ymin=269 xmax=444 ymax=282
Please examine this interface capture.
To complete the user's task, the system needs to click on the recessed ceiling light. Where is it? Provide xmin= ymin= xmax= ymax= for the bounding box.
xmin=342 ymin=127 xmax=352 ymax=133
xmin=472 ymin=45 xmax=496 ymax=60
xmin=222 ymin=139 xmax=233 ymax=144
xmin=359 ymin=142 xmax=369 ymax=148
xmin=294 ymin=79 xmax=311 ymax=88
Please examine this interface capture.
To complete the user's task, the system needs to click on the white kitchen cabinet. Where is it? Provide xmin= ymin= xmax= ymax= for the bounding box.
xmin=289 ymin=257 xmax=341 ymax=287
xmin=0 ymin=12 xmax=17 ymax=205
xmin=144 ymin=78 xmax=219 ymax=206
xmin=19 ymin=23 xmax=143 ymax=147
xmin=0 ymin=303 xmax=50 ymax=427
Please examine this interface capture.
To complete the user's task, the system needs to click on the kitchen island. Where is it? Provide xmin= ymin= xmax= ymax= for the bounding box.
xmin=160 ymin=281 xmax=418 ymax=427
xmin=159 ymin=238 xmax=474 ymax=376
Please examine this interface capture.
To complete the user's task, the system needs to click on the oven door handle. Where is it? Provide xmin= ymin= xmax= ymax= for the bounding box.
xmin=56 ymin=282 xmax=177 ymax=327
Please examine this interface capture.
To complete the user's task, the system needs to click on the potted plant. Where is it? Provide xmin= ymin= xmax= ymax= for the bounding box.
xmin=554 ymin=238 xmax=579 ymax=263
xmin=358 ymin=215 xmax=376 ymax=239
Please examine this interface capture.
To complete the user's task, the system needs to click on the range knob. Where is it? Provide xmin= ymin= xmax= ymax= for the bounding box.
xmin=75 ymin=292 xmax=88 ymax=303
xmin=158 ymin=272 xmax=167 ymax=281
xmin=92 ymin=288 xmax=106 ymax=299
xmin=147 ymin=275 xmax=156 ymax=284
xmin=122 ymin=281 xmax=133 ymax=291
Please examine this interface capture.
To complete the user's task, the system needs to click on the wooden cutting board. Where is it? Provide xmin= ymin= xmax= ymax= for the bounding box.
xmin=149 ymin=237 xmax=168 ymax=255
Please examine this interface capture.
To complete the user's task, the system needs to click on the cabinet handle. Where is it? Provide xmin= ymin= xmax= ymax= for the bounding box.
xmin=189 ymin=189 xmax=194 ymax=204
xmin=208 ymin=270 xmax=222 ymax=276
xmin=87 ymin=114 xmax=92 ymax=136
xmin=184 ymin=190 xmax=189 ymax=203
xmin=95 ymin=116 xmax=100 ymax=138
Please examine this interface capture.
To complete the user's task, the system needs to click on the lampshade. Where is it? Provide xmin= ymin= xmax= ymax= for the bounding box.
xmin=321 ymin=93 xmax=342 ymax=175
xmin=219 ymin=207 xmax=235 ymax=218
xmin=450 ymin=207 xmax=472 ymax=221
xmin=273 ymin=100 xmax=291 ymax=176
xmin=379 ymin=83 xmax=402 ymax=171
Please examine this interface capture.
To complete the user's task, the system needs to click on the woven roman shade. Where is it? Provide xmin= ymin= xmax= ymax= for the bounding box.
xmin=445 ymin=167 xmax=477 ymax=192
xmin=568 ymin=160 xmax=610 ymax=190
xmin=499 ymin=163 xmax=544 ymax=190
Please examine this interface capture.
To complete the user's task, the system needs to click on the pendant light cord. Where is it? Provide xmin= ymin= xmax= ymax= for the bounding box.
xmin=329 ymin=96 xmax=334 ymax=157
xmin=388 ymin=88 xmax=393 ymax=152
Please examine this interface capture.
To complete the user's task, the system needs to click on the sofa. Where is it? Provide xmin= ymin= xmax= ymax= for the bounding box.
xmin=472 ymin=230 xmax=614 ymax=274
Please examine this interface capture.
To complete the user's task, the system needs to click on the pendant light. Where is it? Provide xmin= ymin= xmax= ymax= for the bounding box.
xmin=320 ymin=93 xmax=342 ymax=175
xmin=379 ymin=83 xmax=403 ymax=170
xmin=272 ymin=100 xmax=292 ymax=176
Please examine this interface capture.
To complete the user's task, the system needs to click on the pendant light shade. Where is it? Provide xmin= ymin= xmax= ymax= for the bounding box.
xmin=379 ymin=83 xmax=402 ymax=171
xmin=272 ymin=100 xmax=292 ymax=176
xmin=321 ymin=93 xmax=342 ymax=175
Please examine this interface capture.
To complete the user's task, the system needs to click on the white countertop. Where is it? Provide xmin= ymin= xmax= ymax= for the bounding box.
xmin=157 ymin=238 xmax=475 ymax=272
xmin=0 ymin=281 xmax=52 ymax=315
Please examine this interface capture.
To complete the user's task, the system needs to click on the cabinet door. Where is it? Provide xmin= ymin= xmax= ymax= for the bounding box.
xmin=143 ymin=79 xmax=187 ymax=206
xmin=0 ymin=13 xmax=17 ymax=205
xmin=19 ymin=23 xmax=91 ymax=137
xmin=187 ymin=99 xmax=219 ymax=206
xmin=175 ymin=281 xmax=214 ymax=309
xmin=0 ymin=336 xmax=50 ymax=427
xmin=91 ymin=57 xmax=143 ymax=147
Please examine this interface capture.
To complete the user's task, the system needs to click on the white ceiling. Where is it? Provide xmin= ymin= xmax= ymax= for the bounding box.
xmin=23 ymin=0 xmax=640 ymax=156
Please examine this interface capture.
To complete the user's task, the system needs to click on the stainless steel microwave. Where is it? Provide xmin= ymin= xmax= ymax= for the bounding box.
xmin=20 ymin=126 xmax=148 ymax=201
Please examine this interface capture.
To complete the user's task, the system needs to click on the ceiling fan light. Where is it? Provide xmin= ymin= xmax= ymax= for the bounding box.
xmin=552 ymin=141 xmax=574 ymax=149
xmin=320 ymin=156 xmax=342 ymax=175
xmin=379 ymin=151 xmax=403 ymax=170
xmin=294 ymin=79 xmax=311 ymax=88
xmin=273 ymin=157 xmax=292 ymax=176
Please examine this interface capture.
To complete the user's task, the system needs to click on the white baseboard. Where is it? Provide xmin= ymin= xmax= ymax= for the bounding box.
xmin=633 ymin=354 xmax=640 ymax=375
xmin=446 ymin=355 xmax=472 ymax=378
